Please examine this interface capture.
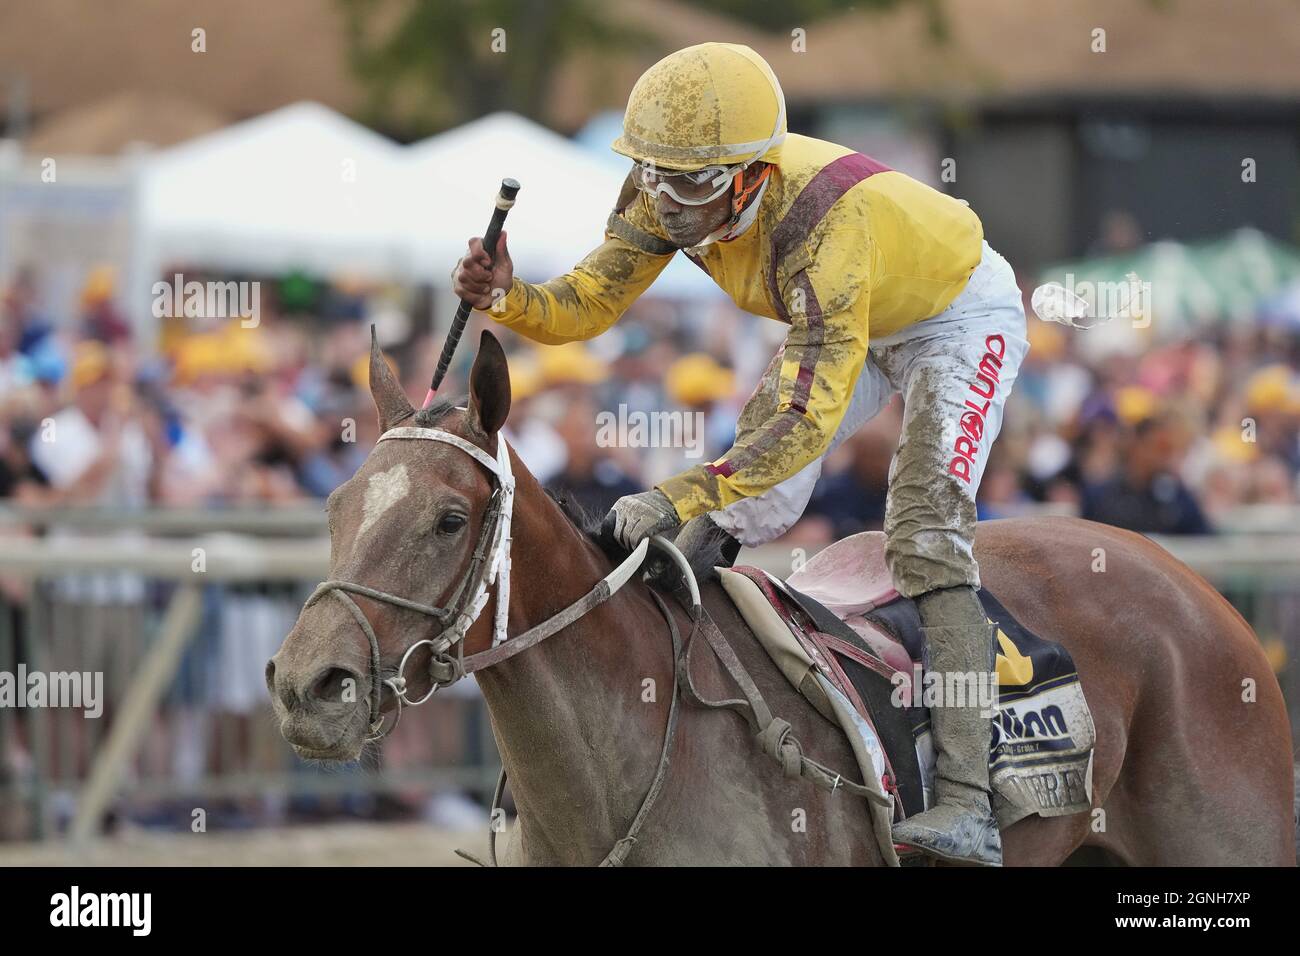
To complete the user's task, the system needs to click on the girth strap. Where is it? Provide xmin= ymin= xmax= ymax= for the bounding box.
xmin=682 ymin=608 xmax=892 ymax=808
xmin=600 ymin=589 xmax=684 ymax=867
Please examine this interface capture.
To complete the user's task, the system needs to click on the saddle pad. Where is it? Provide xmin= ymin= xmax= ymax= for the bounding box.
xmin=722 ymin=562 xmax=1096 ymax=831
xmin=715 ymin=568 xmax=902 ymax=865
xmin=865 ymin=590 xmax=1097 ymax=827
xmin=776 ymin=578 xmax=926 ymax=818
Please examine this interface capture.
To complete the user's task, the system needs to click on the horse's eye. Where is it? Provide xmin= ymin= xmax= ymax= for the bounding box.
xmin=437 ymin=514 xmax=467 ymax=535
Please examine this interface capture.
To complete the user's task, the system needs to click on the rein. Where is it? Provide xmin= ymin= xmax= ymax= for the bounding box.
xmin=307 ymin=424 xmax=890 ymax=866
xmin=305 ymin=426 xmax=653 ymax=739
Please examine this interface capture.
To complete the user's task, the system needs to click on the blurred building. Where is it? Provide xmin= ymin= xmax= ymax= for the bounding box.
xmin=3 ymin=1 xmax=1298 ymax=275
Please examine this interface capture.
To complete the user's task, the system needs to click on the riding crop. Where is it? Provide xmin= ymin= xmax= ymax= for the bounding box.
xmin=424 ymin=177 xmax=521 ymax=408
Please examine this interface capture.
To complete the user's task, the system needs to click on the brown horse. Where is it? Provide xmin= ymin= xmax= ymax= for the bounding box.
xmin=267 ymin=331 xmax=1296 ymax=865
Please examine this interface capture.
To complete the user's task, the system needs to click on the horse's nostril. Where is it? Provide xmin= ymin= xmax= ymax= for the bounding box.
xmin=309 ymin=666 xmax=360 ymax=705
xmin=265 ymin=659 xmax=277 ymax=696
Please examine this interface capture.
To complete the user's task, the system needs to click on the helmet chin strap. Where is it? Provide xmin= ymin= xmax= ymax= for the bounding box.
xmin=685 ymin=167 xmax=772 ymax=254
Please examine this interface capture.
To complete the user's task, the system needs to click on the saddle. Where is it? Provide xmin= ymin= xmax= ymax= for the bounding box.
xmin=718 ymin=531 xmax=1096 ymax=832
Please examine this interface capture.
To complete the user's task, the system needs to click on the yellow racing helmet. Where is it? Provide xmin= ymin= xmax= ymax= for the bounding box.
xmin=612 ymin=42 xmax=786 ymax=173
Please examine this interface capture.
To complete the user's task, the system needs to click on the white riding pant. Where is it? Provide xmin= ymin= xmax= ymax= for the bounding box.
xmin=711 ymin=240 xmax=1029 ymax=597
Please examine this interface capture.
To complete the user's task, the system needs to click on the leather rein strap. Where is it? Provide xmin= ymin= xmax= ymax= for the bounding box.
xmin=306 ymin=426 xmax=652 ymax=739
xmin=310 ymin=424 xmax=889 ymax=866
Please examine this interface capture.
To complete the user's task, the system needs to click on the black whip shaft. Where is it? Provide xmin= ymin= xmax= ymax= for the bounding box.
xmin=426 ymin=177 xmax=521 ymax=404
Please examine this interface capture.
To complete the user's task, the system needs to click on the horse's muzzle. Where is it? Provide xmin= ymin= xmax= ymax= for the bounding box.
xmin=267 ymin=653 xmax=371 ymax=761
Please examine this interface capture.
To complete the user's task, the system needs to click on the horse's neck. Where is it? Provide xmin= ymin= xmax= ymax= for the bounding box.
xmin=473 ymin=480 xmax=668 ymax=864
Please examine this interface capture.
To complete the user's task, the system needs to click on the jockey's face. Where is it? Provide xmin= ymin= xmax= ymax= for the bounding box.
xmin=654 ymin=163 xmax=767 ymax=247
xmin=655 ymin=183 xmax=732 ymax=246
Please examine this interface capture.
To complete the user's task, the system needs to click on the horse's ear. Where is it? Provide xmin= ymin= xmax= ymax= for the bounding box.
xmin=369 ymin=325 xmax=414 ymax=433
xmin=467 ymin=330 xmax=511 ymax=437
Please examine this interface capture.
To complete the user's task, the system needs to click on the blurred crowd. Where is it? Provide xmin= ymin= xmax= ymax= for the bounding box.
xmin=0 ymin=265 xmax=381 ymax=512
xmin=2 ymin=260 xmax=1300 ymax=539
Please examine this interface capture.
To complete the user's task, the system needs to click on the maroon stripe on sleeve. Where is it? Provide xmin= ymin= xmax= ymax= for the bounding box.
xmin=766 ymin=261 xmax=791 ymax=324
xmin=721 ymin=408 xmax=804 ymax=475
xmin=787 ymin=272 xmax=823 ymax=415
xmin=791 ymin=367 xmax=814 ymax=415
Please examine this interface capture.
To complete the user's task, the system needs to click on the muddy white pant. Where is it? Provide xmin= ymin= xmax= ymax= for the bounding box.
xmin=712 ymin=240 xmax=1029 ymax=597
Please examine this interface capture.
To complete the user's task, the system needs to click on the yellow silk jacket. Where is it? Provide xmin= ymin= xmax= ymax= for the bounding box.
xmin=486 ymin=133 xmax=984 ymax=522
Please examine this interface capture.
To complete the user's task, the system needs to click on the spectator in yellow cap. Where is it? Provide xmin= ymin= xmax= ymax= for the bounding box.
xmin=80 ymin=265 xmax=131 ymax=345
xmin=665 ymin=353 xmax=735 ymax=408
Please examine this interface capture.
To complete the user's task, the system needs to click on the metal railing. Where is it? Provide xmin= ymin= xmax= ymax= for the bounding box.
xmin=0 ymin=507 xmax=1296 ymax=843
xmin=0 ymin=530 xmax=499 ymax=844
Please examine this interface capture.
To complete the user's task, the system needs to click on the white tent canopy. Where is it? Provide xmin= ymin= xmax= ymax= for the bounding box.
xmin=137 ymin=103 xmax=721 ymax=298
xmin=139 ymin=102 xmax=414 ymax=278
xmin=405 ymin=112 xmax=621 ymax=281
xmin=404 ymin=111 xmax=720 ymax=298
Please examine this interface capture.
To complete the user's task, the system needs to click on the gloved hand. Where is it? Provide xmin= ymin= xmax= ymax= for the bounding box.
xmin=602 ymin=489 xmax=681 ymax=550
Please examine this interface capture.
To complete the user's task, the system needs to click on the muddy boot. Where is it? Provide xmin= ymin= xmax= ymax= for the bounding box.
xmin=891 ymin=586 xmax=1002 ymax=866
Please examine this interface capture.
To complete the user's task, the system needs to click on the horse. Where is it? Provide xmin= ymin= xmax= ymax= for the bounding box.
xmin=266 ymin=330 xmax=1297 ymax=865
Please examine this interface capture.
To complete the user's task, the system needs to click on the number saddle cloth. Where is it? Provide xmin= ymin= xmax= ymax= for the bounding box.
xmin=718 ymin=530 xmax=1096 ymax=853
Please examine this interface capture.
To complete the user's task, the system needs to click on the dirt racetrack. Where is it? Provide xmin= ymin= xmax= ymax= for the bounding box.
xmin=0 ymin=823 xmax=479 ymax=866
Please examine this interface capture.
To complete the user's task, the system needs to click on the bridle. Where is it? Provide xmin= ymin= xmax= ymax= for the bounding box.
xmin=304 ymin=424 xmax=659 ymax=741
xmin=303 ymin=421 xmax=891 ymax=866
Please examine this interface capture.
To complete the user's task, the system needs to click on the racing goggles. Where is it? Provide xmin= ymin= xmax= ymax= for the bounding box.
xmin=634 ymin=162 xmax=743 ymax=206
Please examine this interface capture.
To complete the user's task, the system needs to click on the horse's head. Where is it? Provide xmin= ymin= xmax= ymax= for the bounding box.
xmin=267 ymin=329 xmax=512 ymax=761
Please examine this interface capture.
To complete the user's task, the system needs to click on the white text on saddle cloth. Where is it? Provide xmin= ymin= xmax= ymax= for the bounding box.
xmin=948 ymin=334 xmax=1005 ymax=484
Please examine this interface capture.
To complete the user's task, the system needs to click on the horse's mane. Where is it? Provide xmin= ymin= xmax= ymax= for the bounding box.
xmin=412 ymin=396 xmax=463 ymax=428
xmin=543 ymin=487 xmax=630 ymax=563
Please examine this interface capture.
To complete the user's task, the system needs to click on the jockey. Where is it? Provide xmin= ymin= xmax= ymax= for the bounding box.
xmin=452 ymin=42 xmax=1027 ymax=866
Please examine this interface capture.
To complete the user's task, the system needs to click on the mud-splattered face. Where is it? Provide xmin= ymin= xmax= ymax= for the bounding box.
xmin=656 ymin=187 xmax=733 ymax=246
xmin=653 ymin=163 xmax=770 ymax=246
